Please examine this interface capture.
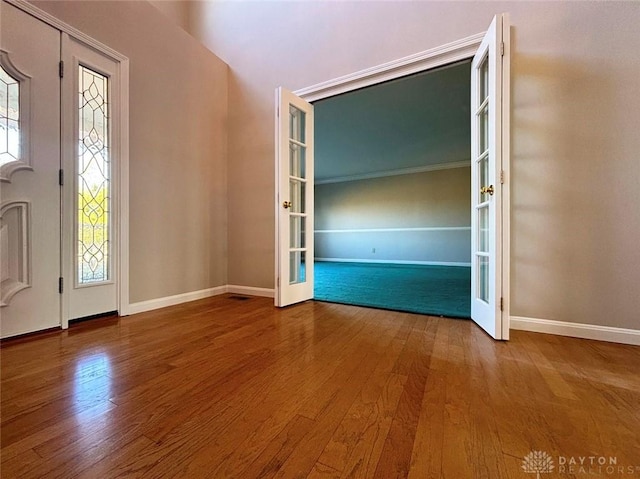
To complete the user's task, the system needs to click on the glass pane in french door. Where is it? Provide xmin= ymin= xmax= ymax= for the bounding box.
xmin=290 ymin=178 xmax=305 ymax=213
xmin=289 ymin=216 xmax=305 ymax=248
xmin=477 ymin=255 xmax=489 ymax=303
xmin=478 ymin=205 xmax=489 ymax=252
xmin=289 ymin=142 xmax=305 ymax=179
xmin=288 ymin=104 xmax=307 ymax=285
xmin=289 ymin=251 xmax=306 ymax=284
xmin=480 ymin=55 xmax=489 ymax=103
xmin=289 ymin=105 xmax=305 ymax=144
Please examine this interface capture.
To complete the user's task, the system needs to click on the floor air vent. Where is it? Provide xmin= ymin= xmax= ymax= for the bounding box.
xmin=228 ymin=295 xmax=251 ymax=301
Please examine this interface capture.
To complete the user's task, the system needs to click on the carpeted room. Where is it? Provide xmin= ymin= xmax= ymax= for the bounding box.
xmin=313 ymin=61 xmax=473 ymax=319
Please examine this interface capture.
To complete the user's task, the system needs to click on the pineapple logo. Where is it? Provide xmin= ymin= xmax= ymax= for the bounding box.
xmin=522 ymin=450 xmax=554 ymax=478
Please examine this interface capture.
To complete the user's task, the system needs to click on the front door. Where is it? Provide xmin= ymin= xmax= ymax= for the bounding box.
xmin=1 ymin=1 xmax=123 ymax=338
xmin=1 ymin=1 xmax=61 ymax=338
xmin=275 ymin=87 xmax=314 ymax=307
xmin=470 ymin=14 xmax=510 ymax=339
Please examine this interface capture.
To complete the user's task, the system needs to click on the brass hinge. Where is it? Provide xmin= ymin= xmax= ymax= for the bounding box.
xmin=500 ymin=42 xmax=504 ymax=57
xmin=500 ymin=170 xmax=505 ymax=184
xmin=500 ymin=297 xmax=504 ymax=312
xmin=59 ymin=61 xmax=64 ymax=78
xmin=277 ymin=277 xmax=280 ymax=287
xmin=59 ymin=169 xmax=64 ymax=186
xmin=58 ymin=277 xmax=64 ymax=294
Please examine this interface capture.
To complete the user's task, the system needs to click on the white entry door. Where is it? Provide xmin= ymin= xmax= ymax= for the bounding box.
xmin=1 ymin=1 xmax=124 ymax=337
xmin=61 ymin=34 xmax=120 ymax=322
xmin=470 ymin=14 xmax=510 ymax=340
xmin=275 ymin=87 xmax=314 ymax=307
xmin=0 ymin=1 xmax=61 ymax=338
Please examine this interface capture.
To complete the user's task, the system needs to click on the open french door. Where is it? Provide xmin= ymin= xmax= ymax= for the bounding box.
xmin=275 ymin=87 xmax=314 ymax=307
xmin=470 ymin=14 xmax=510 ymax=340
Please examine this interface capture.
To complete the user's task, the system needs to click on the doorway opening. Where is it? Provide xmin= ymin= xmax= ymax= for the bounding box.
xmin=313 ymin=61 xmax=472 ymax=318
xmin=276 ymin=14 xmax=510 ymax=339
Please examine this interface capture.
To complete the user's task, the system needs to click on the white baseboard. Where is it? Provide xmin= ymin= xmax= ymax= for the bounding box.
xmin=127 ymin=286 xmax=227 ymax=315
xmin=227 ymin=285 xmax=275 ymax=298
xmin=126 ymin=284 xmax=275 ymax=315
xmin=511 ymin=316 xmax=640 ymax=346
xmin=315 ymin=258 xmax=471 ymax=267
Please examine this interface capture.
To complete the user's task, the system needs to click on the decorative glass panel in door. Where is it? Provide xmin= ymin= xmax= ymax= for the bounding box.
xmin=0 ymin=47 xmax=32 ymax=182
xmin=276 ymin=88 xmax=314 ymax=307
xmin=0 ymin=64 xmax=20 ymax=166
xmin=77 ymin=65 xmax=110 ymax=284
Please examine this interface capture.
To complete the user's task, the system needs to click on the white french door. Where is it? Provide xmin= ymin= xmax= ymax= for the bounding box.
xmin=275 ymin=87 xmax=314 ymax=307
xmin=0 ymin=1 xmax=61 ymax=338
xmin=470 ymin=14 xmax=510 ymax=340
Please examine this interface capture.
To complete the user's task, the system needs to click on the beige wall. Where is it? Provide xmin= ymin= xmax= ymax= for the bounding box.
xmin=315 ymin=168 xmax=471 ymax=264
xmin=31 ymin=0 xmax=229 ymax=303
xmin=148 ymin=0 xmax=191 ymax=32
xmin=316 ymin=168 xmax=471 ymax=230
xmin=189 ymin=1 xmax=640 ymax=330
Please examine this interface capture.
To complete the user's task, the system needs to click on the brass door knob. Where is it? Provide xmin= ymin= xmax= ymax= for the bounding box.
xmin=480 ymin=185 xmax=494 ymax=196
xmin=283 ymin=201 xmax=292 ymax=209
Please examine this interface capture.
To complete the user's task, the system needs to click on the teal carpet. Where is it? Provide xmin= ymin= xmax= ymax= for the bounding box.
xmin=314 ymin=261 xmax=471 ymax=319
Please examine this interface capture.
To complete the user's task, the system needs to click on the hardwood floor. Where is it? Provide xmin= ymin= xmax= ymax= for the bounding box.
xmin=1 ymin=295 xmax=639 ymax=478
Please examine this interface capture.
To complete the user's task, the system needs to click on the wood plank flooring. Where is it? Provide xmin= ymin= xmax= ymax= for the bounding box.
xmin=1 ymin=295 xmax=639 ymax=478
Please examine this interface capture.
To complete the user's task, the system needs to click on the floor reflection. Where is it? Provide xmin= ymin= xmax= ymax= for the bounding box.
xmin=73 ymin=352 xmax=112 ymax=416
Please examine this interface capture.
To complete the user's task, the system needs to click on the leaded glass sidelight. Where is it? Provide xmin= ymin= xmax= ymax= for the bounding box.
xmin=0 ymin=64 xmax=20 ymax=167
xmin=77 ymin=65 xmax=110 ymax=284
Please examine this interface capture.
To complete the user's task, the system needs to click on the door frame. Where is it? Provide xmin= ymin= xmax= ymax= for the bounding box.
xmin=289 ymin=28 xmax=510 ymax=335
xmin=7 ymin=0 xmax=130 ymax=327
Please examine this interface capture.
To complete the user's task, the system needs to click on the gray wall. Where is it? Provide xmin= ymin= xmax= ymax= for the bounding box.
xmin=32 ymin=0 xmax=229 ymax=303
xmin=188 ymin=1 xmax=640 ymax=330
xmin=315 ymin=168 xmax=471 ymax=264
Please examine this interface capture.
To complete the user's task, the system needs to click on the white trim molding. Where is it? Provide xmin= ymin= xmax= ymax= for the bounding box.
xmin=316 ymin=258 xmax=471 ymax=267
xmin=127 ymin=286 xmax=228 ymax=315
xmin=511 ymin=316 xmax=640 ymax=346
xmin=316 ymin=160 xmax=470 ymax=185
xmin=227 ymin=285 xmax=275 ymax=298
xmin=295 ymin=32 xmax=484 ymax=102
xmin=126 ymin=285 xmax=276 ymax=315
xmin=315 ymin=226 xmax=470 ymax=234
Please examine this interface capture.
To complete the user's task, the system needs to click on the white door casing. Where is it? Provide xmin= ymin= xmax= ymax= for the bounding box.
xmin=62 ymin=33 xmax=120 ymax=322
xmin=470 ymin=14 xmax=510 ymax=340
xmin=0 ymin=1 xmax=61 ymax=338
xmin=275 ymin=87 xmax=314 ymax=307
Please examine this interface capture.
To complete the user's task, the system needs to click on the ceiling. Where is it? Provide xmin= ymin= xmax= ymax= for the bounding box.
xmin=314 ymin=61 xmax=471 ymax=182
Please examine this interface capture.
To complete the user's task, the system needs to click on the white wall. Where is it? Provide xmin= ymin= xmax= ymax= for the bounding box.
xmin=188 ymin=1 xmax=640 ymax=330
xmin=315 ymin=168 xmax=471 ymax=264
xmin=31 ymin=0 xmax=229 ymax=303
